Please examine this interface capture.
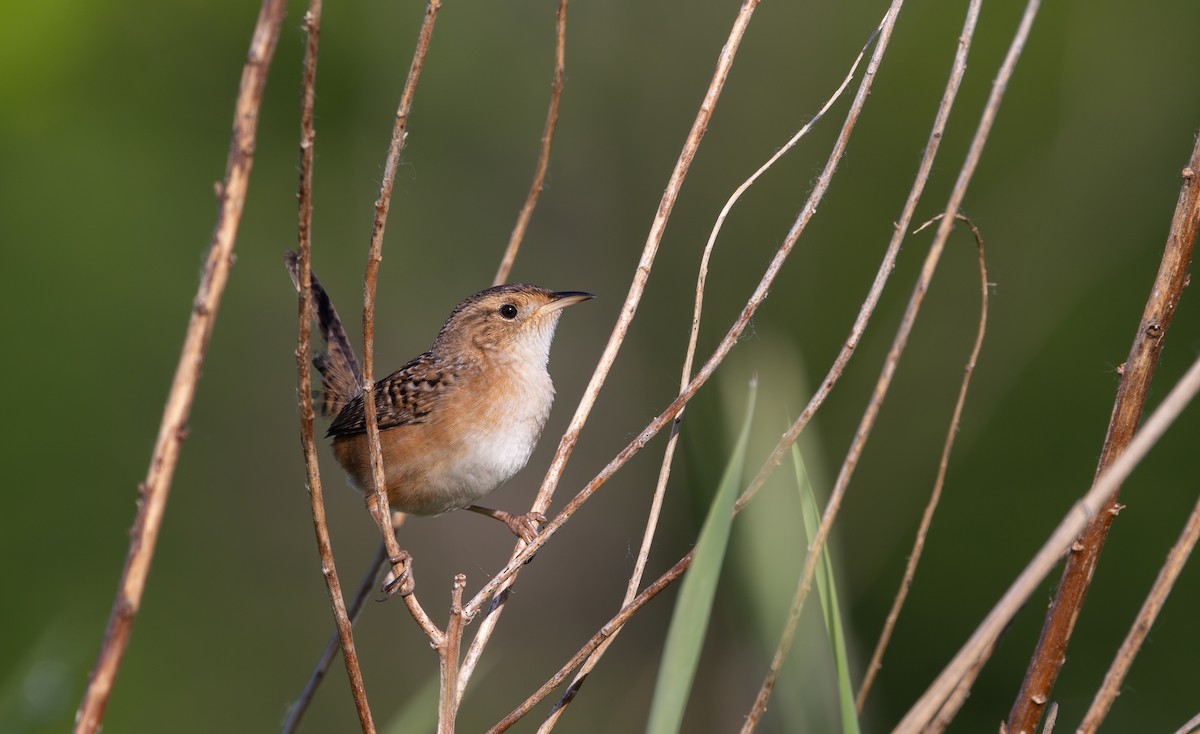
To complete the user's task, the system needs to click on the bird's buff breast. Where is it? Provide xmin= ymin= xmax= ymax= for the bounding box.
xmin=333 ymin=370 xmax=553 ymax=516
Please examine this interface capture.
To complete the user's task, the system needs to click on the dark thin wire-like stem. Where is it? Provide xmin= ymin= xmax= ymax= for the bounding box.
xmin=72 ymin=2 xmax=287 ymax=731
xmin=1006 ymin=128 xmax=1200 ymax=734
xmin=281 ymin=543 xmax=387 ymax=734
xmin=493 ymin=0 xmax=568 ymax=286
xmin=288 ymin=3 xmax=377 ymax=733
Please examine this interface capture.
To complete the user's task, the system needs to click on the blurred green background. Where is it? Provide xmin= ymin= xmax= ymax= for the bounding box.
xmin=3 ymin=0 xmax=1199 ymax=731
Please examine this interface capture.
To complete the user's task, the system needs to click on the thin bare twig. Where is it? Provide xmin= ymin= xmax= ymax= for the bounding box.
xmin=493 ymin=0 xmax=568 ymax=286
xmin=1173 ymin=711 xmax=1200 ymax=734
xmin=897 ymin=351 xmax=1200 ymax=731
xmin=484 ymin=2 xmax=903 ymax=726
xmin=281 ymin=542 xmax=388 ymax=734
xmin=438 ymin=575 xmax=468 ymax=734
xmin=737 ymin=6 xmax=931 ymax=729
xmin=288 ymin=3 xmax=377 ymax=733
xmin=72 ymin=2 xmax=287 ymax=731
xmin=457 ymin=0 xmax=763 ymax=695
xmin=1041 ymin=703 xmax=1058 ymax=734
xmin=488 ymin=551 xmax=695 ymax=733
xmin=467 ymin=0 xmax=909 ymax=629
xmin=930 ymin=633 xmax=998 ymax=733
xmin=1077 ymin=492 xmax=1200 ymax=732
xmin=733 ymin=0 xmax=978 ymax=518
xmin=753 ymin=1 xmax=1045 ymax=729
xmin=467 ymin=0 xmax=903 ymax=621
xmin=357 ymin=0 xmax=444 ymax=644
xmin=1006 ymin=130 xmax=1200 ymax=734
xmin=856 ymin=212 xmax=989 ymax=710
xmin=538 ymin=20 xmax=881 ymax=731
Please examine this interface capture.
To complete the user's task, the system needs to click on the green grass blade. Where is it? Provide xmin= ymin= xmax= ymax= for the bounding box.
xmin=792 ymin=444 xmax=860 ymax=734
xmin=645 ymin=381 xmax=758 ymax=734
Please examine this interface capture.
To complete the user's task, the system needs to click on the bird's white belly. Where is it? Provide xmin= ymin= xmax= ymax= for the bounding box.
xmin=421 ymin=379 xmax=552 ymax=514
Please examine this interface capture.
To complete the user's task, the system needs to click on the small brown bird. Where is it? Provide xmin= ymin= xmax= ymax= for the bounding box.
xmin=285 ymin=252 xmax=592 ymax=542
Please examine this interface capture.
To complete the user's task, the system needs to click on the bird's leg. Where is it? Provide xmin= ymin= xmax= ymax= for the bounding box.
xmin=466 ymin=505 xmax=546 ymax=544
xmin=381 ymin=550 xmax=414 ymax=597
xmin=365 ymin=491 xmax=415 ymax=597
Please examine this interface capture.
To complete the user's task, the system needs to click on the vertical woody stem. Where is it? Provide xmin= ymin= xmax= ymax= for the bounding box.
xmin=72 ymin=2 xmax=287 ymax=731
xmin=1006 ymin=131 xmax=1200 ymax=734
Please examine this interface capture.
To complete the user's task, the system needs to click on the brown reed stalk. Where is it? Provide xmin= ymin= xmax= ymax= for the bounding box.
xmin=289 ymin=1 xmax=377 ymax=731
xmin=1006 ymin=126 xmax=1200 ymax=734
xmin=72 ymin=2 xmax=288 ymax=731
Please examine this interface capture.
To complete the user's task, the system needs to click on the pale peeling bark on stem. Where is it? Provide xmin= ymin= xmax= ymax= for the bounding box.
xmin=438 ymin=575 xmax=468 ymax=734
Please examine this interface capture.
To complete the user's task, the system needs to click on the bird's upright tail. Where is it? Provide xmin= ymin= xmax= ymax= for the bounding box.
xmin=284 ymin=251 xmax=363 ymax=417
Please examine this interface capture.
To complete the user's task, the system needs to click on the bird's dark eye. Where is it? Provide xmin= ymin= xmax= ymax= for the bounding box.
xmin=499 ymin=303 xmax=518 ymax=320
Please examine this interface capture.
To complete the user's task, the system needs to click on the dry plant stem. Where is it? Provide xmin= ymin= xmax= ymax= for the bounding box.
xmin=738 ymin=535 xmax=822 ymax=734
xmin=538 ymin=21 xmax=882 ymax=732
xmin=493 ymin=0 xmax=568 ymax=286
xmin=438 ymin=575 xmax=468 ymax=734
xmin=485 ymin=2 xmax=903 ymax=724
xmin=467 ymin=0 xmax=908 ymax=626
xmin=897 ymin=351 xmax=1200 ymax=733
xmin=536 ymin=418 xmax=683 ymax=731
xmin=488 ymin=551 xmax=695 ymax=733
xmin=856 ymin=214 xmax=990 ymax=711
xmin=746 ymin=7 xmax=983 ymax=729
xmin=357 ymin=0 xmax=444 ymax=646
xmin=1006 ymin=134 xmax=1200 ymax=734
xmin=757 ymin=1 xmax=1045 ymax=728
xmin=930 ymin=634 xmax=998 ymax=733
xmin=1041 ymin=703 xmax=1058 ymax=734
xmin=465 ymin=0 xmax=903 ymax=621
xmin=288 ymin=3 xmax=378 ymax=733
xmin=1077 ymin=492 xmax=1200 ymax=733
xmin=733 ymin=0 xmax=977 ymax=517
xmin=71 ymin=2 xmax=286 ymax=731
xmin=456 ymin=0 xmax=761 ymax=695
xmin=282 ymin=543 xmax=388 ymax=734
xmin=1174 ymin=712 xmax=1200 ymax=734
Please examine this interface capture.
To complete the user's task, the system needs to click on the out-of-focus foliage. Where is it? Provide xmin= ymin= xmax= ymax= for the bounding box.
xmin=2 ymin=1 xmax=1198 ymax=732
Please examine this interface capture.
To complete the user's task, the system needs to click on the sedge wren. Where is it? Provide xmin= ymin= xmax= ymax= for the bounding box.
xmin=285 ymin=252 xmax=592 ymax=542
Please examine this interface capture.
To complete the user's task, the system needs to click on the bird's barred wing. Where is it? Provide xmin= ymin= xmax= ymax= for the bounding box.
xmin=326 ymin=352 xmax=458 ymax=436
